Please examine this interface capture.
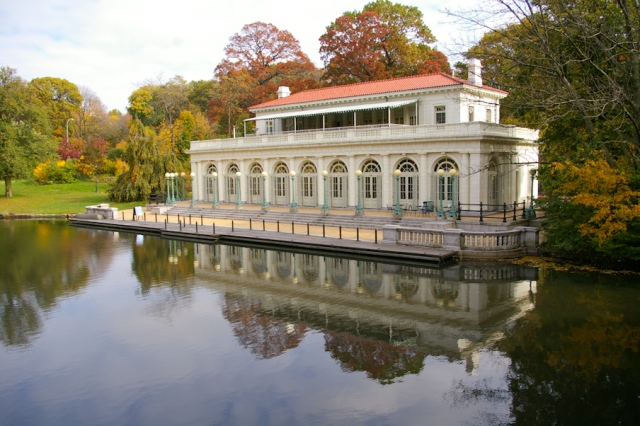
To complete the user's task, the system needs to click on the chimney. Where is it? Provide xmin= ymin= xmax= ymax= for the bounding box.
xmin=277 ymin=86 xmax=291 ymax=99
xmin=468 ymin=58 xmax=483 ymax=86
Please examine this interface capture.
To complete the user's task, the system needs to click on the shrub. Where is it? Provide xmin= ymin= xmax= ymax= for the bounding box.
xmin=33 ymin=159 xmax=76 ymax=184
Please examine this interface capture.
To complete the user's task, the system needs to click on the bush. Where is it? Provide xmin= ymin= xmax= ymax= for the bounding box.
xmin=33 ymin=159 xmax=76 ymax=184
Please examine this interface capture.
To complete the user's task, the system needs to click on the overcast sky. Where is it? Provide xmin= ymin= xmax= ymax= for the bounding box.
xmin=0 ymin=0 xmax=478 ymax=113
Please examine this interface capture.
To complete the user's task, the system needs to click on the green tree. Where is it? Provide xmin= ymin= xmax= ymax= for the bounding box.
xmin=320 ymin=0 xmax=449 ymax=85
xmin=451 ymin=0 xmax=640 ymax=261
xmin=108 ymin=119 xmax=180 ymax=202
xmin=28 ymin=76 xmax=82 ymax=139
xmin=0 ymin=67 xmax=56 ymax=197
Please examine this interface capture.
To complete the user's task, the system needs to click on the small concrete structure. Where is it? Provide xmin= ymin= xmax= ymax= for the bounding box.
xmin=85 ymin=204 xmax=118 ymax=219
xmin=382 ymin=221 xmax=540 ymax=259
xmin=148 ymin=205 xmax=172 ymax=214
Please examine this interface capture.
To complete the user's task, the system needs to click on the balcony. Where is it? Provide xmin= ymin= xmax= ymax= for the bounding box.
xmin=188 ymin=122 xmax=539 ymax=153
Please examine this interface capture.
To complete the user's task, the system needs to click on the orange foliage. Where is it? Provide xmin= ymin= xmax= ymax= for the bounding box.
xmin=551 ymin=159 xmax=640 ymax=246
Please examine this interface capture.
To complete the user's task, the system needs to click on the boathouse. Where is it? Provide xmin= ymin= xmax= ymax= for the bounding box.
xmin=187 ymin=59 xmax=539 ymax=212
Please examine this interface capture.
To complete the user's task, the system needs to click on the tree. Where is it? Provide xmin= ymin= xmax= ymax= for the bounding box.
xmin=212 ymin=22 xmax=320 ymax=136
xmin=0 ymin=67 xmax=56 ymax=197
xmin=27 ymin=77 xmax=82 ymax=139
xmin=320 ymin=0 xmax=450 ymax=85
xmin=449 ymin=0 xmax=640 ymax=260
xmin=108 ymin=119 xmax=180 ymax=202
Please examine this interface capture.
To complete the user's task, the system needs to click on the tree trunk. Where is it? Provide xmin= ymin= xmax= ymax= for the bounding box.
xmin=4 ymin=176 xmax=12 ymax=198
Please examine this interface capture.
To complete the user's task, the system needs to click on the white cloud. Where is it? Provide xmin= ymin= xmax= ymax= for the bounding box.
xmin=0 ymin=0 xmax=479 ymax=112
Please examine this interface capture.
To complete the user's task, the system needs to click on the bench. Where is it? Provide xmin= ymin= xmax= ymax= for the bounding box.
xmin=148 ymin=193 xmax=164 ymax=205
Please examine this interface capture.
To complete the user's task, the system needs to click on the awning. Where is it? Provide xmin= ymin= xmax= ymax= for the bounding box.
xmin=244 ymin=99 xmax=417 ymax=122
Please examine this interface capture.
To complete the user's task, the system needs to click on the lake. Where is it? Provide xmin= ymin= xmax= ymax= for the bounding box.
xmin=0 ymin=220 xmax=638 ymax=425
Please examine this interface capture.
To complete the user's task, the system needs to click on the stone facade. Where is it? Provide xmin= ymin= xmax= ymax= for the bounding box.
xmin=188 ymin=61 xmax=539 ymax=213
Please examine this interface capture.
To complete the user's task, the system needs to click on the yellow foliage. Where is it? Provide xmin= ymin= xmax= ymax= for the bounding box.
xmin=33 ymin=162 xmax=48 ymax=182
xmin=114 ymin=159 xmax=129 ymax=176
xmin=551 ymin=159 xmax=640 ymax=246
xmin=156 ymin=123 xmax=174 ymax=156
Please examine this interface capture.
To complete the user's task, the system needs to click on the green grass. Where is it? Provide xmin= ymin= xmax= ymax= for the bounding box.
xmin=0 ymin=180 xmax=140 ymax=214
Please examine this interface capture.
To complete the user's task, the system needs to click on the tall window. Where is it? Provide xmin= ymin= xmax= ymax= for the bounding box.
xmin=469 ymin=106 xmax=475 ymax=122
xmin=434 ymin=158 xmax=459 ymax=203
xmin=486 ymin=109 xmax=493 ymax=123
xmin=394 ymin=108 xmax=404 ymax=124
xmin=435 ymin=106 xmax=446 ymax=124
xmin=363 ymin=110 xmax=373 ymax=125
xmin=266 ymin=120 xmax=274 ymax=134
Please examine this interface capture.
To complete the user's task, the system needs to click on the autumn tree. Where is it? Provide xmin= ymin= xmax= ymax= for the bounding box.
xmin=0 ymin=67 xmax=56 ymax=197
xmin=449 ymin=0 xmax=640 ymax=261
xmin=320 ymin=0 xmax=450 ymax=85
xmin=212 ymin=22 xmax=321 ymax=137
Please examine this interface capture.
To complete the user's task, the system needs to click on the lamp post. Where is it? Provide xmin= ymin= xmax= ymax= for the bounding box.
xmin=165 ymin=172 xmax=170 ymax=204
xmin=528 ymin=168 xmax=537 ymax=219
xmin=65 ymin=118 xmax=73 ymax=144
xmin=321 ymin=170 xmax=329 ymax=216
xmin=170 ymin=173 xmax=177 ymax=204
xmin=437 ymin=169 xmax=445 ymax=218
xmin=261 ymin=171 xmax=269 ymax=212
xmin=449 ymin=169 xmax=457 ymax=219
xmin=355 ymin=169 xmax=364 ymax=216
xmin=235 ymin=171 xmax=243 ymax=210
xmin=190 ymin=172 xmax=196 ymax=207
xmin=173 ymin=173 xmax=178 ymax=204
xmin=180 ymin=172 xmax=186 ymax=201
xmin=393 ymin=169 xmax=402 ymax=218
xmin=211 ymin=172 xmax=219 ymax=209
xmin=290 ymin=170 xmax=298 ymax=213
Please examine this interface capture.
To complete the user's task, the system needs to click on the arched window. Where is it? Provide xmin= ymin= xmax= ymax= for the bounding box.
xmin=433 ymin=158 xmax=459 ymax=204
xmin=226 ymin=163 xmax=239 ymax=202
xmin=248 ymin=163 xmax=264 ymax=204
xmin=328 ymin=161 xmax=348 ymax=207
xmin=272 ymin=162 xmax=290 ymax=206
xmin=395 ymin=158 xmax=419 ymax=206
xmin=205 ymin=164 xmax=218 ymax=202
xmin=360 ymin=159 xmax=381 ymax=209
xmin=362 ymin=159 xmax=381 ymax=173
xmin=300 ymin=161 xmax=317 ymax=206
xmin=330 ymin=161 xmax=347 ymax=173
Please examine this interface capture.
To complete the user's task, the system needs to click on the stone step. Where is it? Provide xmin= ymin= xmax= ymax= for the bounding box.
xmin=164 ymin=206 xmax=429 ymax=230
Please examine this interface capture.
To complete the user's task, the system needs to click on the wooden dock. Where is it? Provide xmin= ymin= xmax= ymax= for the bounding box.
xmin=69 ymin=216 xmax=457 ymax=265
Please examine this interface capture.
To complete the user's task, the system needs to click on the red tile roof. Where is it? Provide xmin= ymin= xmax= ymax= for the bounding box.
xmin=250 ymin=73 xmax=507 ymax=110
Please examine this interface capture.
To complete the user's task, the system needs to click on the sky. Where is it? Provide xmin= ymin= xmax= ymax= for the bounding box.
xmin=0 ymin=0 xmax=479 ymax=113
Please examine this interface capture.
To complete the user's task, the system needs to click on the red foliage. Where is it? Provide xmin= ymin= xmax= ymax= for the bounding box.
xmin=58 ymin=137 xmax=83 ymax=160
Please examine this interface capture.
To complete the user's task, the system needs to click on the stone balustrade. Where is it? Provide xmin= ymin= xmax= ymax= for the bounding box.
xmin=189 ymin=122 xmax=539 ymax=153
xmin=383 ymin=224 xmax=539 ymax=259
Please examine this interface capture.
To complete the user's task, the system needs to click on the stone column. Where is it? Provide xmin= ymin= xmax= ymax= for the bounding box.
xmin=348 ymin=155 xmax=356 ymax=207
xmin=382 ymin=154 xmax=391 ymax=207
xmin=419 ymin=153 xmax=428 ymax=205
xmin=469 ymin=153 xmax=483 ymax=205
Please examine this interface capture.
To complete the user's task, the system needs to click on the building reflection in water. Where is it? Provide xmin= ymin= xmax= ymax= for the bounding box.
xmin=194 ymin=243 xmax=538 ymax=383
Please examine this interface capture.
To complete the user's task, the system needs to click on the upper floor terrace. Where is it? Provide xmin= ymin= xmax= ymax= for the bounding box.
xmin=188 ymin=121 xmax=539 ymax=153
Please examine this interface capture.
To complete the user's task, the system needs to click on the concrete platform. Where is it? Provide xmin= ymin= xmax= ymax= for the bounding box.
xmin=69 ymin=216 xmax=457 ymax=266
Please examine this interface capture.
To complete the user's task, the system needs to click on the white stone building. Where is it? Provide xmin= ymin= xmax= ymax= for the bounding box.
xmin=188 ymin=60 xmax=539 ymax=212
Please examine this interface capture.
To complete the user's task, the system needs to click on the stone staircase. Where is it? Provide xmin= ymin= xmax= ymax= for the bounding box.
xmin=164 ymin=205 xmax=430 ymax=230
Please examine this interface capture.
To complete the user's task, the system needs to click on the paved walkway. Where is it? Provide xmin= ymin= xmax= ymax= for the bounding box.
xmin=71 ymin=203 xmax=459 ymax=265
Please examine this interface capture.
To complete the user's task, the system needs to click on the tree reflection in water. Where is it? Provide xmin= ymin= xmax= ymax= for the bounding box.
xmin=448 ymin=269 xmax=640 ymax=425
xmin=324 ymin=331 xmax=426 ymax=385
xmin=222 ymin=294 xmax=307 ymax=359
xmin=0 ymin=221 xmax=115 ymax=347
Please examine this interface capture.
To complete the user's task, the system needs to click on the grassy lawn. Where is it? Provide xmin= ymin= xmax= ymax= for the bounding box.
xmin=0 ymin=180 xmax=140 ymax=215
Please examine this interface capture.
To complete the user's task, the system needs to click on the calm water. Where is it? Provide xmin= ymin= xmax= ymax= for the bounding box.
xmin=0 ymin=220 xmax=639 ymax=425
